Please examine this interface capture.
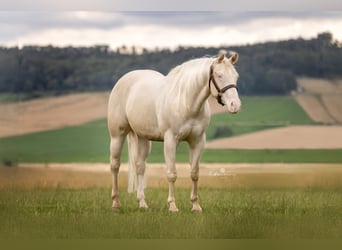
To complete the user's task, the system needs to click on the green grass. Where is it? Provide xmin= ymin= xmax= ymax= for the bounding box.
xmin=201 ymin=149 xmax=342 ymax=163
xmin=0 ymin=93 xmax=31 ymax=103
xmin=0 ymin=92 xmax=77 ymax=103
xmin=1 ymin=123 xmax=341 ymax=164
xmin=0 ymin=186 xmax=341 ymax=238
xmin=207 ymin=96 xmax=314 ymax=139
xmin=1 ymin=125 xmax=342 ymax=163
xmin=0 ymin=120 xmax=109 ymax=163
xmin=150 ymin=144 xmax=342 ymax=163
xmin=1 ymin=95 xmax=339 ymax=164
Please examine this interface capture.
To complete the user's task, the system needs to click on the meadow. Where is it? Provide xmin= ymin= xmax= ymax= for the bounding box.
xmin=2 ymin=96 xmax=341 ymax=164
xmin=1 ymin=95 xmax=342 ymax=239
xmin=206 ymin=96 xmax=314 ymax=139
xmin=0 ymin=172 xmax=341 ymax=239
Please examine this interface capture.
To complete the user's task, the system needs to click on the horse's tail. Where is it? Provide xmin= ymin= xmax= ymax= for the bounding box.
xmin=127 ymin=132 xmax=150 ymax=194
xmin=127 ymin=131 xmax=138 ymax=193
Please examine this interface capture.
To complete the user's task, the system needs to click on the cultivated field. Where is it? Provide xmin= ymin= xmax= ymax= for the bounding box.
xmin=206 ymin=125 xmax=342 ymax=149
xmin=0 ymin=93 xmax=227 ymax=138
xmin=1 ymin=93 xmax=341 ymax=150
xmin=0 ymin=92 xmax=109 ymax=137
xmin=295 ymin=77 xmax=342 ymax=124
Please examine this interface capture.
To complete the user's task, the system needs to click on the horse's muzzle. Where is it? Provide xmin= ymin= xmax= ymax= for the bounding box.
xmin=227 ymin=99 xmax=241 ymax=114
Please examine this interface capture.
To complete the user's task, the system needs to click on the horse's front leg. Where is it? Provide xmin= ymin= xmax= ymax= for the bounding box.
xmin=188 ymin=133 xmax=206 ymax=212
xmin=164 ymin=131 xmax=179 ymax=212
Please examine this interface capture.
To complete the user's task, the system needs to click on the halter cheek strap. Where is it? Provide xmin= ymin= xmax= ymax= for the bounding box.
xmin=209 ymin=65 xmax=238 ymax=106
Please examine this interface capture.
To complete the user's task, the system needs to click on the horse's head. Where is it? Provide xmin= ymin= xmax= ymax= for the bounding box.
xmin=209 ymin=50 xmax=241 ymax=114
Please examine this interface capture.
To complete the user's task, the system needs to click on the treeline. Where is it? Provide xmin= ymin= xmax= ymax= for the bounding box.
xmin=0 ymin=32 xmax=341 ymax=96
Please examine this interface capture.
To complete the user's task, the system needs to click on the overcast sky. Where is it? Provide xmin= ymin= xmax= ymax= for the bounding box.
xmin=1 ymin=11 xmax=342 ymax=50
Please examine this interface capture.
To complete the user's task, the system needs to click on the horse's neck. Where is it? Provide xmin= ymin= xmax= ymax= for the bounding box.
xmin=187 ymin=75 xmax=211 ymax=116
xmin=166 ymin=59 xmax=212 ymax=117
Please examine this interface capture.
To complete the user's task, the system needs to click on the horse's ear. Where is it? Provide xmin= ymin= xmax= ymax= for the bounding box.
xmin=217 ymin=49 xmax=227 ymax=63
xmin=228 ymin=52 xmax=239 ymax=64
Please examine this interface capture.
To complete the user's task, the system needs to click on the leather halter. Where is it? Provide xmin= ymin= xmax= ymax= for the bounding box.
xmin=209 ymin=65 xmax=238 ymax=106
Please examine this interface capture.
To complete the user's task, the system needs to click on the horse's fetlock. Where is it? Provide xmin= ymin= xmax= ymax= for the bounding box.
xmin=111 ymin=190 xmax=119 ymax=200
xmin=190 ymin=195 xmax=198 ymax=203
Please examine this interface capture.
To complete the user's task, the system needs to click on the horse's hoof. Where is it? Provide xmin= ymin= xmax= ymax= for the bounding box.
xmin=112 ymin=207 xmax=120 ymax=212
xmin=169 ymin=202 xmax=179 ymax=212
xmin=191 ymin=206 xmax=203 ymax=213
xmin=169 ymin=207 xmax=179 ymax=212
xmin=139 ymin=200 xmax=149 ymax=209
xmin=112 ymin=200 xmax=121 ymax=210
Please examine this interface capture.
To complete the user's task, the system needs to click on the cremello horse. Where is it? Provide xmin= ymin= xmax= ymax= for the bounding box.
xmin=107 ymin=50 xmax=241 ymax=212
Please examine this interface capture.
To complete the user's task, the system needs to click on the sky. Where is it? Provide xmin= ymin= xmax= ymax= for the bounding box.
xmin=1 ymin=11 xmax=342 ymax=51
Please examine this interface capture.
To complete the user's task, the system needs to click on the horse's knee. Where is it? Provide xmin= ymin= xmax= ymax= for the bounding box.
xmin=167 ymin=172 xmax=177 ymax=183
xmin=110 ymin=158 xmax=120 ymax=173
xmin=190 ymin=169 xmax=199 ymax=181
xmin=191 ymin=172 xmax=199 ymax=181
xmin=135 ymin=161 xmax=146 ymax=175
xmin=190 ymin=166 xmax=199 ymax=181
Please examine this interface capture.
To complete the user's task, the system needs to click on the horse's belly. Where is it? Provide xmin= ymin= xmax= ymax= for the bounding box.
xmin=129 ymin=116 xmax=163 ymax=141
xmin=137 ymin=130 xmax=163 ymax=141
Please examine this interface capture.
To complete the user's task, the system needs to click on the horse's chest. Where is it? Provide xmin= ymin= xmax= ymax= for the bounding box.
xmin=176 ymin=119 xmax=207 ymax=141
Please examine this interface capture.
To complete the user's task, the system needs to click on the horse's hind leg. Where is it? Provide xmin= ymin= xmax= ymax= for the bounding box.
xmin=110 ymin=135 xmax=126 ymax=209
xmin=136 ymin=137 xmax=151 ymax=209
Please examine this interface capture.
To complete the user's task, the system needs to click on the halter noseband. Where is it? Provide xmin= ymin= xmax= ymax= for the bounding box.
xmin=209 ymin=65 xmax=238 ymax=106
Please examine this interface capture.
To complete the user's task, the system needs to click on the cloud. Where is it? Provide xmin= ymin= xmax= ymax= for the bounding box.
xmin=2 ymin=0 xmax=342 ymax=11
xmin=1 ymin=11 xmax=341 ymax=49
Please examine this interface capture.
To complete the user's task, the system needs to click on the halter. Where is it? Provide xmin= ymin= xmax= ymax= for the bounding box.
xmin=209 ymin=65 xmax=238 ymax=106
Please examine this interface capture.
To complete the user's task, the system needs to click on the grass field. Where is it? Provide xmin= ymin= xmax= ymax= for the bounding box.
xmin=1 ymin=164 xmax=341 ymax=239
xmin=206 ymin=96 xmax=314 ymax=140
xmin=0 ymin=93 xmax=31 ymax=103
xmin=1 ymin=183 xmax=341 ymax=238
xmin=2 ymin=96 xmax=337 ymax=164
xmin=1 ymin=95 xmax=341 ymax=240
xmin=1 ymin=125 xmax=342 ymax=163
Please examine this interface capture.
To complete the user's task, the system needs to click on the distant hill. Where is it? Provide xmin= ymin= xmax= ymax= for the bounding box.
xmin=0 ymin=32 xmax=341 ymax=97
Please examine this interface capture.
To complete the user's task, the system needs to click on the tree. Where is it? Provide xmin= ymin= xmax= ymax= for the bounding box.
xmin=0 ymin=32 xmax=341 ymax=96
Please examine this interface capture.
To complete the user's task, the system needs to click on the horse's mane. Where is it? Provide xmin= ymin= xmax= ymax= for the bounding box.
xmin=166 ymin=57 xmax=215 ymax=109
xmin=167 ymin=56 xmax=214 ymax=79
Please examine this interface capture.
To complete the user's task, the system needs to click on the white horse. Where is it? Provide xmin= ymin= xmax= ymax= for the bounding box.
xmin=107 ymin=50 xmax=241 ymax=212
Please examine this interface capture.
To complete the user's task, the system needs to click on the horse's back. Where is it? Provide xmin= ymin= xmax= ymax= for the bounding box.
xmin=109 ymin=69 xmax=165 ymax=107
xmin=111 ymin=69 xmax=163 ymax=92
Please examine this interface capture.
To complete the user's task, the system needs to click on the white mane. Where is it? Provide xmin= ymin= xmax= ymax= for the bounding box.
xmin=166 ymin=57 xmax=215 ymax=110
